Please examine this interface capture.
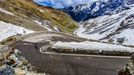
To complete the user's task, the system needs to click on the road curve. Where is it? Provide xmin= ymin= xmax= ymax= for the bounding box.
xmin=12 ymin=41 xmax=130 ymax=75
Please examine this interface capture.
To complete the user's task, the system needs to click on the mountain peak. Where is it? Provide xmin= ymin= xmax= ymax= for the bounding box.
xmin=63 ymin=0 xmax=134 ymax=22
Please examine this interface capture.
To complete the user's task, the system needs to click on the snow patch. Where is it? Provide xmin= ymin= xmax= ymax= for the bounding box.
xmin=111 ymin=29 xmax=134 ymax=46
xmin=34 ymin=20 xmax=52 ymax=31
xmin=0 ymin=21 xmax=34 ymax=41
xmin=0 ymin=7 xmax=14 ymax=16
xmin=39 ymin=9 xmax=45 ymax=12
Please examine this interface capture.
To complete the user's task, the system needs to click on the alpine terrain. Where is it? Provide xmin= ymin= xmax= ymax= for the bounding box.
xmin=0 ymin=0 xmax=134 ymax=75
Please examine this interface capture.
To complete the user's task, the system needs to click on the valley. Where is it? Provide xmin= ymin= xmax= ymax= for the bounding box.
xmin=0 ymin=0 xmax=134 ymax=75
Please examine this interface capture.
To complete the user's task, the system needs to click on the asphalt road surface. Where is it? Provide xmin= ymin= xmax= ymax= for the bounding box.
xmin=12 ymin=41 xmax=130 ymax=75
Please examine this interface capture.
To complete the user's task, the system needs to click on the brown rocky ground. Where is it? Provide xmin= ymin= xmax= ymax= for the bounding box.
xmin=119 ymin=55 xmax=134 ymax=75
xmin=0 ymin=45 xmax=49 ymax=75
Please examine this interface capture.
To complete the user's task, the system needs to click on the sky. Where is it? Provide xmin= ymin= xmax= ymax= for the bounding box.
xmin=33 ymin=0 xmax=101 ymax=8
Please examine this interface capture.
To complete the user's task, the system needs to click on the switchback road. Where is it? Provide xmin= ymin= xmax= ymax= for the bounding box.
xmin=12 ymin=41 xmax=130 ymax=75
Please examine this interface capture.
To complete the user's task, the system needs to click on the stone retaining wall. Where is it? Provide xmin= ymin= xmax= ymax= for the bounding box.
xmin=50 ymin=48 xmax=132 ymax=56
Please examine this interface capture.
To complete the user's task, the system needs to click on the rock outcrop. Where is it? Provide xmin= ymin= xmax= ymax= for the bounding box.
xmin=119 ymin=55 xmax=134 ymax=75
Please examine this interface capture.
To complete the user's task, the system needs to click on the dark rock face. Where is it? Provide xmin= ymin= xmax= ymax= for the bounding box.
xmin=118 ymin=69 xmax=131 ymax=75
xmin=125 ymin=0 xmax=134 ymax=5
xmin=0 ymin=66 xmax=15 ymax=75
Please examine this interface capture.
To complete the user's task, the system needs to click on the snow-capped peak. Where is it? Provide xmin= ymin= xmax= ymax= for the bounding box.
xmin=63 ymin=0 xmax=134 ymax=22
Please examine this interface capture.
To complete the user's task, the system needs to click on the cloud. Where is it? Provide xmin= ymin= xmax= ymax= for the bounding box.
xmin=33 ymin=0 xmax=100 ymax=8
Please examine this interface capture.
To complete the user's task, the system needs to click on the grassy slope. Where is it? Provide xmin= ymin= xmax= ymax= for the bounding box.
xmin=0 ymin=0 xmax=78 ymax=33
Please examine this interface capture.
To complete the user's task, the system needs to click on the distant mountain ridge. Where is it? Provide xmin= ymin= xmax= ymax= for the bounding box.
xmin=63 ymin=0 xmax=134 ymax=22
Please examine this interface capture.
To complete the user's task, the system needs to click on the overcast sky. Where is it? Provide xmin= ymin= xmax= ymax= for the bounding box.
xmin=33 ymin=0 xmax=103 ymax=8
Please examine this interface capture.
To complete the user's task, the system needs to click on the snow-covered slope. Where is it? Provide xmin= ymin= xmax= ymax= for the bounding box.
xmin=76 ymin=7 xmax=134 ymax=46
xmin=63 ymin=0 xmax=134 ymax=22
xmin=0 ymin=21 xmax=34 ymax=41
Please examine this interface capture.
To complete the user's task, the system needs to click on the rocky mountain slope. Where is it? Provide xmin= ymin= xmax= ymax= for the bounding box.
xmin=76 ymin=5 xmax=134 ymax=46
xmin=0 ymin=0 xmax=78 ymax=74
xmin=0 ymin=45 xmax=49 ymax=75
xmin=32 ymin=0 xmax=134 ymax=46
xmin=0 ymin=0 xmax=77 ymax=33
